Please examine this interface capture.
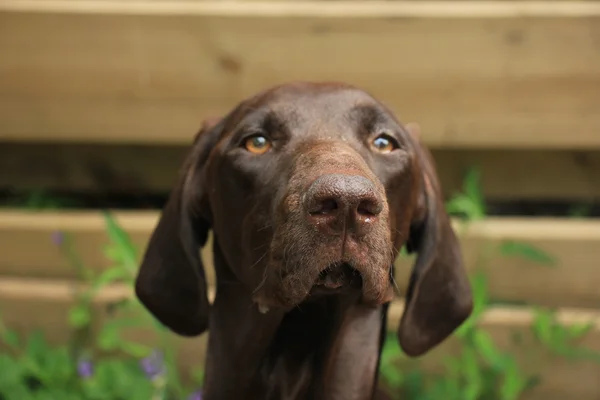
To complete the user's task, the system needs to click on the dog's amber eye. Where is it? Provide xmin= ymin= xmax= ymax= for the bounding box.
xmin=371 ymin=134 xmax=397 ymax=153
xmin=244 ymin=135 xmax=271 ymax=154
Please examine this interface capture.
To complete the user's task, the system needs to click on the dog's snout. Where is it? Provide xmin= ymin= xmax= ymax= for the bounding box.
xmin=305 ymin=174 xmax=383 ymax=235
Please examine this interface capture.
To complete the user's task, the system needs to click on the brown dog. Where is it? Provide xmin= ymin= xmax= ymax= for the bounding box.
xmin=135 ymin=82 xmax=473 ymax=400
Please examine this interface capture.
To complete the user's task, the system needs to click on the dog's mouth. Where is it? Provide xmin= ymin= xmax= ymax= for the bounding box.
xmin=310 ymin=262 xmax=363 ymax=295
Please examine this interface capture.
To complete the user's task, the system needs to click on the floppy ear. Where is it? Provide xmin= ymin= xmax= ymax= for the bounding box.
xmin=134 ymin=118 xmax=222 ymax=337
xmin=397 ymin=123 xmax=473 ymax=357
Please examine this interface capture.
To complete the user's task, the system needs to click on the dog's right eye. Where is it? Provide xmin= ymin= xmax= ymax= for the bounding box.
xmin=371 ymin=133 xmax=399 ymax=154
xmin=243 ymin=134 xmax=272 ymax=155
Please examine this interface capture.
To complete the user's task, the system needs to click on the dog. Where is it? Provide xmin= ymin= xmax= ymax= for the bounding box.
xmin=134 ymin=81 xmax=473 ymax=400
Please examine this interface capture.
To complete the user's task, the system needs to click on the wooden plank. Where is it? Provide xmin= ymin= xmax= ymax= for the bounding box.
xmin=1 ymin=277 xmax=600 ymax=400
xmin=3 ymin=1 xmax=600 ymax=17
xmin=1 ymin=1 xmax=599 ymax=148
xmin=2 ymin=144 xmax=600 ymax=201
xmin=0 ymin=210 xmax=218 ymax=282
xmin=0 ymin=210 xmax=599 ymax=308
xmin=395 ymin=218 xmax=600 ymax=308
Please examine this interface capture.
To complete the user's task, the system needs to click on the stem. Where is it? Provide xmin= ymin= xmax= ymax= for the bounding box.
xmin=160 ymin=327 xmax=184 ymax=398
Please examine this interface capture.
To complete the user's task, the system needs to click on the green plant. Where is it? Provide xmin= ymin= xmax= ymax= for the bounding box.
xmin=0 ymin=212 xmax=204 ymax=400
xmin=568 ymin=203 xmax=593 ymax=218
xmin=379 ymin=167 xmax=600 ymax=399
xmin=1 ymin=190 xmax=78 ymax=210
xmin=0 ymin=323 xmax=163 ymax=400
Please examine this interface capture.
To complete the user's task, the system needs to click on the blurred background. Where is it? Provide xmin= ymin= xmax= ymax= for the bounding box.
xmin=0 ymin=1 xmax=599 ymax=399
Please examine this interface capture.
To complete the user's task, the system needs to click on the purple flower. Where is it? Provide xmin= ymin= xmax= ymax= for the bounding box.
xmin=187 ymin=390 xmax=203 ymax=400
xmin=140 ymin=350 xmax=164 ymax=380
xmin=51 ymin=231 xmax=64 ymax=247
xmin=77 ymin=359 xmax=94 ymax=378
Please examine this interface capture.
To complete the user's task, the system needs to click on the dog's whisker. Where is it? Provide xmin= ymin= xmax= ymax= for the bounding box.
xmin=252 ymin=268 xmax=270 ymax=295
xmin=257 ymin=223 xmax=273 ymax=232
xmin=253 ymin=243 xmax=268 ymax=251
xmin=390 ymin=273 xmax=401 ymax=295
xmin=250 ymin=252 xmax=268 ymax=269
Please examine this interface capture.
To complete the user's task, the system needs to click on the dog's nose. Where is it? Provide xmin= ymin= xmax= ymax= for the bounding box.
xmin=305 ymin=174 xmax=383 ymax=235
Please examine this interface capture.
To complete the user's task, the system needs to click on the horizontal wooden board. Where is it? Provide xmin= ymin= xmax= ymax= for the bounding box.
xmin=3 ymin=1 xmax=600 ymax=17
xmin=1 ymin=210 xmax=600 ymax=308
xmin=1 ymin=1 xmax=600 ymax=148
xmin=2 ymin=144 xmax=600 ymax=201
xmin=1 ymin=277 xmax=600 ymax=400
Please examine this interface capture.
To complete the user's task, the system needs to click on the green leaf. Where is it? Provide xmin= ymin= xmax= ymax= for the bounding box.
xmin=1 ymin=328 xmax=20 ymax=350
xmin=25 ymin=330 xmax=49 ymax=361
xmin=97 ymin=324 xmax=121 ymax=351
xmin=41 ymin=346 xmax=74 ymax=385
xmin=531 ymin=309 xmax=556 ymax=347
xmin=498 ymin=241 xmax=556 ymax=266
xmin=566 ymin=321 xmax=594 ymax=340
xmin=0 ymin=353 xmax=26 ymax=387
xmin=102 ymin=212 xmax=139 ymax=274
xmin=119 ymin=341 xmax=153 ymax=358
xmin=462 ymin=347 xmax=483 ymax=400
xmin=91 ymin=266 xmax=131 ymax=294
xmin=472 ymin=330 xmax=504 ymax=368
xmin=402 ymin=370 xmax=426 ymax=400
xmin=398 ymin=245 xmax=410 ymax=259
xmin=455 ymin=272 xmax=488 ymax=338
xmin=379 ymin=335 xmax=405 ymax=390
xmin=463 ymin=168 xmax=486 ymax=212
xmin=68 ymin=304 xmax=92 ymax=328
xmin=500 ymin=358 xmax=527 ymax=400
xmin=446 ymin=167 xmax=486 ymax=221
xmin=0 ymin=313 xmax=21 ymax=351
xmin=381 ymin=334 xmax=403 ymax=364
xmin=446 ymin=195 xmax=485 ymax=221
xmin=99 ymin=316 xmax=150 ymax=335
xmin=191 ymin=367 xmax=205 ymax=386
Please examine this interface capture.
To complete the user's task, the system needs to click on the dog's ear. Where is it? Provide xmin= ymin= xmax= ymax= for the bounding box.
xmin=397 ymin=123 xmax=473 ymax=357
xmin=135 ymin=117 xmax=222 ymax=336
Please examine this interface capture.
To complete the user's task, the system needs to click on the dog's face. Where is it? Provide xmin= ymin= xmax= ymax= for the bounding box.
xmin=205 ymin=84 xmax=417 ymax=309
xmin=135 ymin=82 xmax=473 ymax=357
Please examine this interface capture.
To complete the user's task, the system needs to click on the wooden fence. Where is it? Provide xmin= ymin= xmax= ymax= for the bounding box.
xmin=1 ymin=1 xmax=600 ymax=399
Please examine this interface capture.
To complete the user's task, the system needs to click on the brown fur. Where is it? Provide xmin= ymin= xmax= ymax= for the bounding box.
xmin=135 ymin=82 xmax=473 ymax=399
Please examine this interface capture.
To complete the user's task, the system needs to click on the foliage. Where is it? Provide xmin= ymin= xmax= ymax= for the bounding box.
xmin=0 ymin=212 xmax=203 ymax=400
xmin=0 ymin=168 xmax=599 ymax=400
xmin=378 ymin=167 xmax=600 ymax=399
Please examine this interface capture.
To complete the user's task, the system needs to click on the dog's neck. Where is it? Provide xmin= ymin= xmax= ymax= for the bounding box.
xmin=201 ymin=246 xmax=387 ymax=400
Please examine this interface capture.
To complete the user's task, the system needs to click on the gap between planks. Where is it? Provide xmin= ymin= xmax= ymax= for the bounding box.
xmin=1 ymin=210 xmax=599 ymax=241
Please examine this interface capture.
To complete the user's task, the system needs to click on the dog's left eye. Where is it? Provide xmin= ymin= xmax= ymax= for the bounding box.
xmin=371 ymin=134 xmax=398 ymax=153
xmin=244 ymin=135 xmax=272 ymax=155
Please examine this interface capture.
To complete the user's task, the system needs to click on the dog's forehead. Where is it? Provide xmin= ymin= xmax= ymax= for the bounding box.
xmin=265 ymin=84 xmax=381 ymax=118
xmin=236 ymin=84 xmax=396 ymax=141
xmin=218 ymin=83 xmax=407 ymax=147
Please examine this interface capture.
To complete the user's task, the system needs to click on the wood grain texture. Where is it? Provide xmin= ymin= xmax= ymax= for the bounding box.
xmin=1 ymin=277 xmax=600 ymax=400
xmin=0 ymin=210 xmax=599 ymax=308
xmin=1 ymin=1 xmax=599 ymax=148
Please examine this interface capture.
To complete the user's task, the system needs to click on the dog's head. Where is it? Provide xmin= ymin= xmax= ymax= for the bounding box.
xmin=135 ymin=82 xmax=472 ymax=356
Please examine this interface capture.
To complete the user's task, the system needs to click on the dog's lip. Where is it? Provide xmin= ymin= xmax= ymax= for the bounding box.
xmin=312 ymin=262 xmax=362 ymax=291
